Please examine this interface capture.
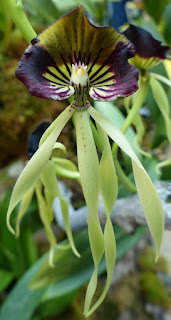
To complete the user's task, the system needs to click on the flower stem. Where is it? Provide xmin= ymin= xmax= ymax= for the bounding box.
xmin=111 ymin=76 xmax=149 ymax=192
xmin=5 ymin=0 xmax=37 ymax=43
xmin=90 ymin=119 xmax=103 ymax=152
xmin=112 ymin=77 xmax=149 ymax=155
xmin=164 ymin=59 xmax=171 ymax=80
xmin=113 ymin=154 xmax=137 ymax=193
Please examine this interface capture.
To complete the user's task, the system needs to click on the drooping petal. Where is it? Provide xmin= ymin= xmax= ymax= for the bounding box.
xmin=7 ymin=105 xmax=75 ymax=234
xmin=88 ymin=106 xmax=164 ymax=261
xmin=73 ymin=110 xmax=104 ymax=315
xmin=16 ymin=44 xmax=75 ymax=100
xmin=123 ymin=25 xmax=170 ymax=71
xmin=89 ymin=41 xmax=139 ymax=101
xmin=16 ymin=6 xmax=138 ymax=102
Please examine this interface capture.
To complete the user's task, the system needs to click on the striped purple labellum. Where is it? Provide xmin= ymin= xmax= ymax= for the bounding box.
xmin=16 ymin=6 xmax=139 ymax=108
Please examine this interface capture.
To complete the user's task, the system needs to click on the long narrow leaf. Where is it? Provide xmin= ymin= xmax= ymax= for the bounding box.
xmin=0 ymin=227 xmax=145 ymax=320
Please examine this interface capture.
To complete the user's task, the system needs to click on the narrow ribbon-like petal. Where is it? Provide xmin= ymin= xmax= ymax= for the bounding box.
xmin=7 ymin=105 xmax=75 ymax=234
xmin=88 ymin=106 xmax=164 ymax=260
xmin=73 ymin=110 xmax=105 ymax=315
xmin=41 ymin=160 xmax=80 ymax=258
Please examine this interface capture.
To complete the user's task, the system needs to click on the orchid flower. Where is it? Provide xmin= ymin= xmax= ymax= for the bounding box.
xmin=123 ymin=24 xmax=170 ymax=73
xmin=120 ymin=24 xmax=171 ymax=151
xmin=7 ymin=6 xmax=164 ymax=316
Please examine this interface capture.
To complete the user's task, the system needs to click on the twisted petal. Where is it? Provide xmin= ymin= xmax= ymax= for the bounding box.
xmin=123 ymin=25 xmax=170 ymax=70
xmin=16 ymin=6 xmax=138 ymax=101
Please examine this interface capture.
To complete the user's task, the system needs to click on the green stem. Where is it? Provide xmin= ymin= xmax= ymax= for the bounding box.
xmin=111 ymin=77 xmax=149 ymax=193
xmin=112 ymin=77 xmax=149 ymax=155
xmin=90 ymin=119 xmax=103 ymax=152
xmin=6 ymin=0 xmax=37 ymax=43
xmin=113 ymin=154 xmax=137 ymax=193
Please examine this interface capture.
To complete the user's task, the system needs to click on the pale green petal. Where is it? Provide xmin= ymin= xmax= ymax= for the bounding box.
xmin=85 ymin=124 xmax=117 ymax=317
xmin=73 ymin=110 xmax=105 ymax=315
xmin=150 ymin=73 xmax=171 ymax=87
xmin=88 ymin=106 xmax=164 ymax=260
xmin=53 ymin=158 xmax=80 ymax=181
xmin=150 ymin=76 xmax=171 ymax=143
xmin=132 ymin=161 xmax=164 ymax=262
xmin=44 ymin=188 xmax=55 ymax=222
xmin=7 ymin=105 xmax=74 ymax=234
xmin=97 ymin=124 xmax=118 ymax=213
xmin=35 ymin=181 xmax=57 ymax=267
xmin=86 ymin=220 xmax=116 ymax=317
xmin=39 ymin=104 xmax=75 ymax=146
xmin=52 ymin=142 xmax=66 ymax=154
xmin=41 ymin=160 xmax=80 ymax=258
xmin=15 ymin=187 xmax=34 ymax=237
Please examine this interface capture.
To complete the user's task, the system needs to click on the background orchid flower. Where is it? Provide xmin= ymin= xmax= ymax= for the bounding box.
xmin=123 ymin=24 xmax=170 ymax=73
xmin=122 ymin=24 xmax=171 ymax=145
xmin=7 ymin=6 xmax=164 ymax=317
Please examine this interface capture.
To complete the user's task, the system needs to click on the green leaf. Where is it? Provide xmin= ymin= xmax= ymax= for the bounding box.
xmin=88 ymin=106 xmax=164 ymax=261
xmin=0 ymin=270 xmax=14 ymax=292
xmin=150 ymin=76 xmax=171 ymax=143
xmin=143 ymin=0 xmax=168 ymax=23
xmin=0 ymin=258 xmax=46 ymax=320
xmin=73 ymin=110 xmax=105 ymax=315
xmin=7 ymin=105 xmax=74 ymax=234
xmin=164 ymin=4 xmax=171 ymax=45
xmin=23 ymin=0 xmax=61 ymax=23
xmin=0 ymin=227 xmax=145 ymax=320
xmin=0 ymin=0 xmax=10 ymax=32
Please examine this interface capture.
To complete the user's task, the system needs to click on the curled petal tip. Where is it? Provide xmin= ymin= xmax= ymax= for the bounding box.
xmin=123 ymin=24 xmax=170 ymax=70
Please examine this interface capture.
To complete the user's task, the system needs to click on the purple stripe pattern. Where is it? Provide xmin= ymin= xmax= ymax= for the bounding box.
xmin=16 ymin=6 xmax=139 ymax=104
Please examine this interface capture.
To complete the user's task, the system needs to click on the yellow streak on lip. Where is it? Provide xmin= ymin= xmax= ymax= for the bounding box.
xmin=75 ymin=68 xmax=85 ymax=75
